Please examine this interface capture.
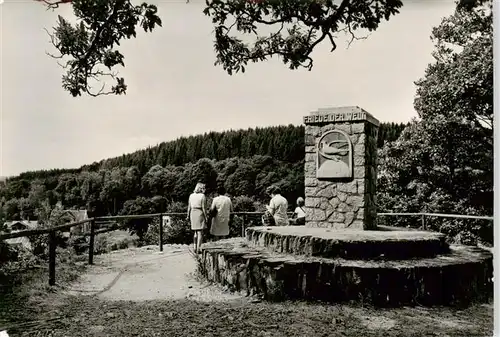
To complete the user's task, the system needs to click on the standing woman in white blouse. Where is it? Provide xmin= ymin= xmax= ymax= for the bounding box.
xmin=186 ymin=182 xmax=207 ymax=253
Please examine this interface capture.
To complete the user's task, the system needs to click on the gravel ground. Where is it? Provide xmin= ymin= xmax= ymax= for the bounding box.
xmin=5 ymin=296 xmax=493 ymax=337
xmin=64 ymin=244 xmax=247 ymax=302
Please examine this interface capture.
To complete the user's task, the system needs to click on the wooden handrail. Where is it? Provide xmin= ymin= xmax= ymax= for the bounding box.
xmin=0 ymin=210 xmax=492 ymax=286
xmin=0 ymin=218 xmax=94 ymax=240
xmin=378 ymin=212 xmax=493 ymax=221
xmin=95 ymin=213 xmax=168 ymax=220
xmin=1 ymin=211 xmax=491 ymax=241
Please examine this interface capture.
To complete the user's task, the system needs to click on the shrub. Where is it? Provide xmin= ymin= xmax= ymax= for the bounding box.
xmin=162 ymin=216 xmax=192 ymax=245
xmin=253 ymin=200 xmax=267 ymax=212
xmin=226 ymin=215 xmax=241 ymax=238
xmin=94 ymin=235 xmax=110 ymax=255
xmin=68 ymin=234 xmax=88 ymax=255
xmin=94 ymin=231 xmax=139 ymax=254
xmin=27 ymin=223 xmax=70 ymax=259
xmin=0 ymin=241 xmax=17 ymax=265
xmin=378 ymin=214 xmax=493 ymax=246
xmin=232 ymin=196 xmax=256 ymax=212
xmin=164 ymin=202 xmax=192 ymax=244
xmin=140 ymin=202 xmax=192 ymax=246
xmin=433 ymin=218 xmax=492 ymax=246
xmin=0 ymin=244 xmax=40 ymax=288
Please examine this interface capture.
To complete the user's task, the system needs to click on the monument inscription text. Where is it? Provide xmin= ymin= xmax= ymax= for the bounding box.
xmin=304 ymin=111 xmax=367 ymax=125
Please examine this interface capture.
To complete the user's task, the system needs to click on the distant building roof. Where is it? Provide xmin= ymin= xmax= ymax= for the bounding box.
xmin=63 ymin=210 xmax=89 ymax=222
xmin=4 ymin=220 xmax=39 ymax=231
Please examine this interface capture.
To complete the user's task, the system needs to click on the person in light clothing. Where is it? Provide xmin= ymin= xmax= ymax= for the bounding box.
xmin=209 ymin=185 xmax=233 ymax=240
xmin=291 ymin=197 xmax=306 ymax=225
xmin=187 ymin=182 xmax=207 ymax=253
xmin=266 ymin=185 xmax=289 ymax=226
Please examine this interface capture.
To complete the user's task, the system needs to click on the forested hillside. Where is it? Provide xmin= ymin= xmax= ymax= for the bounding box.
xmin=80 ymin=123 xmax=405 ymax=175
xmin=1 ymin=123 xmax=406 ymax=221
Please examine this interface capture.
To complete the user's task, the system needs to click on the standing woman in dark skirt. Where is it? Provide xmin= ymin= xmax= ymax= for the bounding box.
xmin=186 ymin=182 xmax=207 ymax=253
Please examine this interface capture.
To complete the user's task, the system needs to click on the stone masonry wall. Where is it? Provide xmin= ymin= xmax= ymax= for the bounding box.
xmin=304 ymin=121 xmax=378 ymax=229
xmin=364 ymin=122 xmax=378 ymax=229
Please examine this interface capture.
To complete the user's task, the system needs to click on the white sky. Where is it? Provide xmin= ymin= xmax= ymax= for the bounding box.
xmin=0 ymin=0 xmax=456 ymax=177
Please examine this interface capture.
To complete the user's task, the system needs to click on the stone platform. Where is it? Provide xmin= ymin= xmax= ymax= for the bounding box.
xmin=199 ymin=227 xmax=493 ymax=307
xmin=246 ymin=226 xmax=449 ymax=260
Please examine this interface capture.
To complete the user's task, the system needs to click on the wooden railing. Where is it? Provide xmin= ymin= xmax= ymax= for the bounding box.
xmin=0 ymin=211 xmax=280 ymax=286
xmin=1 ymin=211 xmax=490 ymax=286
xmin=0 ymin=218 xmax=96 ymax=286
xmin=378 ymin=212 xmax=493 ymax=230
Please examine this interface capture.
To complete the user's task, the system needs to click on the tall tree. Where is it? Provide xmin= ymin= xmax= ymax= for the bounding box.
xmin=120 ymin=196 xmax=157 ymax=239
xmin=225 ymin=163 xmax=257 ymax=197
xmin=192 ymin=158 xmax=218 ymax=194
xmin=54 ymin=173 xmax=81 ymax=207
xmin=413 ymin=0 xmax=493 ymax=201
xmin=3 ymin=199 xmax=21 ymax=220
xmin=124 ymin=166 xmax=142 ymax=198
xmin=79 ymin=171 xmax=104 ymax=215
xmin=100 ymin=168 xmax=127 ymax=214
xmin=27 ymin=179 xmax=48 ymax=210
xmin=141 ymin=165 xmax=169 ymax=197
xmin=378 ymin=0 xmax=493 ymax=244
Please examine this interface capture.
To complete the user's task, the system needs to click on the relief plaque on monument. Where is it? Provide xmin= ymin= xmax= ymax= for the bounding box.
xmin=316 ymin=130 xmax=353 ymax=179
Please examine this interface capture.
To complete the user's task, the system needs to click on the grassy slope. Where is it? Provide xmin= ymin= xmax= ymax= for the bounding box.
xmin=0 ymin=251 xmax=87 ymax=332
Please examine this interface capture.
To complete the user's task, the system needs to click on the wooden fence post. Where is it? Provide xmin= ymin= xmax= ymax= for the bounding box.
xmin=241 ymin=215 xmax=247 ymax=237
xmin=48 ymin=231 xmax=56 ymax=286
xmin=159 ymin=214 xmax=163 ymax=252
xmin=421 ymin=214 xmax=426 ymax=230
xmin=88 ymin=219 xmax=95 ymax=265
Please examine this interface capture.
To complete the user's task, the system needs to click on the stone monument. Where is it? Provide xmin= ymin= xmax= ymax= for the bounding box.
xmin=198 ymin=105 xmax=493 ymax=307
xmin=304 ymin=106 xmax=378 ymax=230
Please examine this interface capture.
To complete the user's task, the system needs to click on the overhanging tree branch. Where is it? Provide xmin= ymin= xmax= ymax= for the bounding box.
xmin=37 ymin=0 xmax=401 ymax=97
xmin=39 ymin=0 xmax=162 ymax=97
xmin=205 ymin=0 xmax=402 ymax=75
xmin=35 ymin=0 xmax=72 ymax=10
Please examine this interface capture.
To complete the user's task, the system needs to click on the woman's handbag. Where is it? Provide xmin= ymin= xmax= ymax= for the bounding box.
xmin=261 ymin=211 xmax=275 ymax=226
xmin=209 ymin=207 xmax=218 ymax=218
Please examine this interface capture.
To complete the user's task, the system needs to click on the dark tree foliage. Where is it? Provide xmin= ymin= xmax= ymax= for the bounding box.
xmin=37 ymin=0 xmax=403 ymax=97
xmin=39 ymin=0 xmax=162 ymax=97
xmin=15 ymin=168 xmax=82 ymax=181
xmin=79 ymin=123 xmax=405 ymax=175
xmin=204 ymin=0 xmax=403 ymax=74
xmin=0 ymin=123 xmax=407 ymax=238
xmin=377 ymin=122 xmax=407 ymax=148
xmin=4 ymin=122 xmax=405 ymax=185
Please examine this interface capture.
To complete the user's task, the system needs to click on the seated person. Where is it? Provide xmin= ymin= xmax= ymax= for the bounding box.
xmin=291 ymin=197 xmax=306 ymax=225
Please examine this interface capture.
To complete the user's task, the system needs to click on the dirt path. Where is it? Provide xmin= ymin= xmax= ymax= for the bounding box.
xmin=65 ymin=244 xmax=247 ymax=303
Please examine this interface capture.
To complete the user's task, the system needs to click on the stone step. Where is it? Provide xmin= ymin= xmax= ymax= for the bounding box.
xmin=246 ymin=226 xmax=449 ymax=260
xmin=199 ymin=238 xmax=492 ymax=307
